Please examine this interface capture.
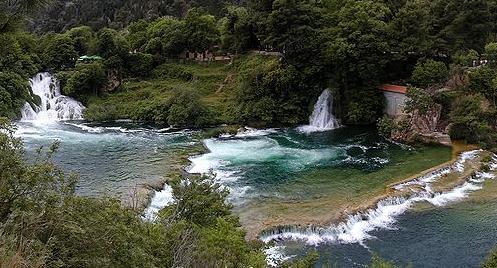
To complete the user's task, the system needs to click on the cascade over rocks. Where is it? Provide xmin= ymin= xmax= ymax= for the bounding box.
xmin=298 ymin=89 xmax=341 ymax=133
xmin=21 ymin=73 xmax=85 ymax=123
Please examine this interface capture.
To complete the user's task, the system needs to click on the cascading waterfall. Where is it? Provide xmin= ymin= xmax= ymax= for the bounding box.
xmin=298 ymin=89 xmax=340 ymax=133
xmin=260 ymin=150 xmax=495 ymax=247
xmin=21 ymin=72 xmax=85 ymax=123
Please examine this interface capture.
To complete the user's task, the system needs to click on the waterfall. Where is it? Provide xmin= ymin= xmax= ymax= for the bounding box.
xmin=298 ymin=89 xmax=340 ymax=133
xmin=21 ymin=73 xmax=85 ymax=123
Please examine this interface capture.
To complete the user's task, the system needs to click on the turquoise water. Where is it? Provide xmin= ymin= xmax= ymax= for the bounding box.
xmin=188 ymin=127 xmax=442 ymax=205
xmin=17 ymin=121 xmax=198 ymax=198
xmin=277 ymin=198 xmax=497 ymax=267
xmin=18 ymin=122 xmax=496 ymax=267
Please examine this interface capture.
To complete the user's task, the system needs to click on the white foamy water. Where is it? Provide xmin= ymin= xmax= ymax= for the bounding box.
xmin=187 ymin=135 xmax=340 ymax=204
xmin=298 ymin=89 xmax=341 ymax=133
xmin=261 ymin=150 xmax=495 ymax=246
xmin=143 ymin=183 xmax=175 ymax=221
xmin=265 ymin=246 xmax=295 ymax=267
xmin=21 ymin=73 xmax=85 ymax=123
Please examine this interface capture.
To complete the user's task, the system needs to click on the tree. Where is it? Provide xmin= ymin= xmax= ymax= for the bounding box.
xmin=220 ymin=6 xmax=259 ymax=53
xmin=448 ymin=94 xmax=494 ymax=146
xmin=411 ymin=59 xmax=449 ymax=88
xmin=0 ymin=72 xmax=32 ymax=118
xmin=0 ymin=33 xmax=39 ymax=77
xmin=485 ymin=42 xmax=497 ymax=65
xmin=126 ymin=19 xmax=149 ymax=52
xmin=452 ymin=49 xmax=479 ymax=66
xmin=468 ymin=66 xmax=496 ymax=103
xmin=235 ymin=55 xmax=307 ymax=126
xmin=65 ymin=62 xmax=107 ymax=98
xmin=96 ymin=28 xmax=130 ymax=69
xmin=66 ymin=26 xmax=98 ymax=56
xmin=43 ymin=34 xmax=78 ymax=70
xmin=0 ymin=0 xmax=49 ymax=33
xmin=0 ymin=118 xmax=266 ymax=267
xmin=183 ymin=8 xmax=219 ymax=52
xmin=144 ymin=17 xmax=186 ymax=57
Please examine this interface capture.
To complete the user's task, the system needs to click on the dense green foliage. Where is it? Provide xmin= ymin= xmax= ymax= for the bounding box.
xmin=7 ymin=0 xmax=497 ymax=128
xmin=411 ymin=59 xmax=449 ymax=88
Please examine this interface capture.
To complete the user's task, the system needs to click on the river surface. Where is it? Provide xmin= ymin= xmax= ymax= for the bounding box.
xmin=16 ymin=121 xmax=199 ymax=198
xmin=16 ymin=122 xmax=497 ymax=267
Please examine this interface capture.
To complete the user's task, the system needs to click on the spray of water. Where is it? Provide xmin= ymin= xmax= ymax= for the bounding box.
xmin=298 ymin=89 xmax=341 ymax=133
xmin=21 ymin=73 xmax=85 ymax=123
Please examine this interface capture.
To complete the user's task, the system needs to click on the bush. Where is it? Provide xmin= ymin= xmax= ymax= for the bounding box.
xmin=42 ymin=34 xmax=78 ymax=70
xmin=448 ymin=94 xmax=496 ymax=147
xmin=234 ymin=55 xmax=307 ymax=126
xmin=166 ymin=89 xmax=213 ymax=128
xmin=411 ymin=59 xmax=449 ymax=88
xmin=377 ymin=116 xmax=395 ymax=137
xmin=84 ymin=103 xmax=120 ymax=121
xmin=344 ymin=86 xmax=384 ymax=125
xmin=405 ymin=87 xmax=434 ymax=114
xmin=485 ymin=42 xmax=497 ymax=65
xmin=64 ymin=62 xmax=107 ymax=99
xmin=468 ymin=66 xmax=497 ymax=103
xmin=0 ymin=72 xmax=31 ymax=118
xmin=452 ymin=49 xmax=479 ymax=67
xmin=0 ymin=119 xmax=265 ymax=267
xmin=125 ymin=52 xmax=154 ymax=77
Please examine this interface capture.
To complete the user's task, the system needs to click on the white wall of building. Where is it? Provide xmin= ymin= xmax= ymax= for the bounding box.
xmin=383 ymin=91 xmax=407 ymax=117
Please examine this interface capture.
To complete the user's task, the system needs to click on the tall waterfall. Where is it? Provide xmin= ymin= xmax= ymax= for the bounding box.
xmin=21 ymin=73 xmax=85 ymax=123
xmin=298 ymin=89 xmax=340 ymax=133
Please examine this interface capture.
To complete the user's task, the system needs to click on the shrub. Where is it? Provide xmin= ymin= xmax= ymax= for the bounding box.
xmin=485 ymin=42 xmax=497 ymax=65
xmin=468 ymin=66 xmax=497 ymax=104
xmin=0 ymin=119 xmax=266 ymax=267
xmin=42 ymin=34 xmax=78 ymax=70
xmin=448 ymin=94 xmax=495 ymax=147
xmin=344 ymin=86 xmax=384 ymax=125
xmin=405 ymin=87 xmax=434 ymax=114
xmin=166 ymin=89 xmax=212 ymax=128
xmin=0 ymin=72 xmax=31 ymax=118
xmin=84 ymin=103 xmax=120 ymax=121
xmin=234 ymin=56 xmax=307 ymax=126
xmin=377 ymin=116 xmax=395 ymax=137
xmin=411 ymin=59 xmax=449 ymax=88
xmin=125 ymin=52 xmax=154 ymax=78
xmin=452 ymin=49 xmax=479 ymax=67
xmin=64 ymin=62 xmax=107 ymax=99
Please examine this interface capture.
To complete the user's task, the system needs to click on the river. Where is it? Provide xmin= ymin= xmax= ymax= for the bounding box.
xmin=14 ymin=73 xmax=497 ymax=267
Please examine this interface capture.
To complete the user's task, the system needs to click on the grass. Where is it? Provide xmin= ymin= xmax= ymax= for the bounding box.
xmin=85 ymin=60 xmax=239 ymax=124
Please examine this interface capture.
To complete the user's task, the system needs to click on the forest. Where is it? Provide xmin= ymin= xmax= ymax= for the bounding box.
xmin=3 ymin=0 xmax=497 ymax=267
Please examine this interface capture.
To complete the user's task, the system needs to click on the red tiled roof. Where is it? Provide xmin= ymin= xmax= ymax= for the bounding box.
xmin=379 ymin=84 xmax=408 ymax=94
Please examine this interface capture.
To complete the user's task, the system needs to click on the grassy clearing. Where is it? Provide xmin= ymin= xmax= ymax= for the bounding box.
xmin=85 ymin=60 xmax=239 ymax=124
